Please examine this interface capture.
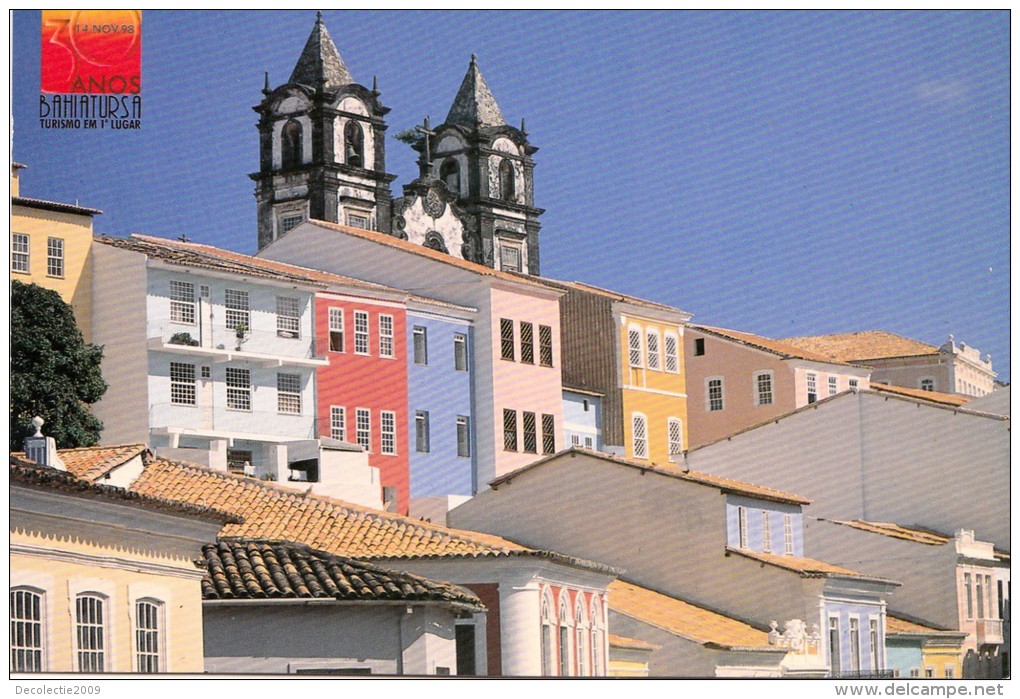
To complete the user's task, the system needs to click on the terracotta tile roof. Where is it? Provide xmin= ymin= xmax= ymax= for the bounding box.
xmin=13 ymin=443 xmax=148 ymax=481
xmin=490 ymin=447 xmax=810 ymax=506
xmin=608 ymin=580 xmax=775 ymax=650
xmin=528 ymin=277 xmax=690 ymax=317
xmin=869 ymin=383 xmax=970 ymax=407
xmin=13 ymin=196 xmax=102 ymax=216
xmin=691 ymin=325 xmax=854 ymax=366
xmin=95 ymin=233 xmax=403 ymax=295
xmin=294 ymin=219 xmax=556 ymax=292
xmin=780 ymin=331 xmax=939 ymax=362
xmin=10 ymin=456 xmax=238 ymax=524
xmin=823 ymin=520 xmax=951 ymax=546
xmin=129 ymin=457 xmax=616 ymax=572
xmin=886 ymin=615 xmax=965 ymax=638
xmin=202 ymin=539 xmax=484 ymax=611
xmin=607 ymin=633 xmax=660 ymax=652
xmin=727 ymin=548 xmax=898 ymax=584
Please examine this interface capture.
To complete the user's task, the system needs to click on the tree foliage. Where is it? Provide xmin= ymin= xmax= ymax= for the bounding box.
xmin=10 ymin=280 xmax=107 ymax=450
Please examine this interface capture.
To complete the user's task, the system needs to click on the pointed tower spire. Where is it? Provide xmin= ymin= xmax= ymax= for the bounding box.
xmin=445 ymin=54 xmax=506 ymax=128
xmin=289 ymin=12 xmax=354 ymax=89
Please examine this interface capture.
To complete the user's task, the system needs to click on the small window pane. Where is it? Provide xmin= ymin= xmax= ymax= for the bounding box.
xmin=277 ymin=373 xmax=301 ymax=414
xmin=381 ymin=410 xmax=396 ymax=455
xmin=354 ymin=311 xmax=370 ymax=355
xmin=12 ymin=233 xmax=30 ymax=273
xmin=225 ymin=289 xmax=250 ymax=331
xmin=379 ymin=315 xmax=394 ymax=358
xmin=170 ymin=280 xmax=196 ymax=324
xmin=276 ymin=297 xmax=300 ymax=338
xmin=356 ymin=409 xmax=371 ymax=451
xmin=170 ymin=362 xmax=196 ymax=405
xmin=708 ymin=379 xmax=724 ymax=411
xmin=46 ymin=237 xmax=64 ymax=278
xmin=226 ymin=368 xmax=251 ymax=411
xmin=331 ymin=406 xmax=346 ymax=441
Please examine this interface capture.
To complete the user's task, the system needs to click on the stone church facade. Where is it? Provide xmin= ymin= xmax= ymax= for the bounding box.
xmin=253 ymin=14 xmax=545 ymax=275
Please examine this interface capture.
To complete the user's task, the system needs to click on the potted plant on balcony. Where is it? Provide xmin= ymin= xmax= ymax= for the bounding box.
xmin=169 ymin=332 xmax=199 ymax=346
xmin=233 ymin=323 xmax=249 ymax=351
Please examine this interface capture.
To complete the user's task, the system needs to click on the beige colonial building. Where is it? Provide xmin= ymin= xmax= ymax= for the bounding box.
xmin=10 ymin=439 xmax=233 ymax=673
xmin=781 ymin=330 xmax=997 ymax=398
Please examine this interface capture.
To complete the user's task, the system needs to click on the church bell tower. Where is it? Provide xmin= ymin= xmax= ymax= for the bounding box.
xmin=252 ymin=13 xmax=396 ymax=250
xmin=415 ymin=55 xmax=544 ymax=274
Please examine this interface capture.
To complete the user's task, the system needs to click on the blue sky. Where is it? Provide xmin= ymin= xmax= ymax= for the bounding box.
xmin=11 ymin=10 xmax=1010 ymax=381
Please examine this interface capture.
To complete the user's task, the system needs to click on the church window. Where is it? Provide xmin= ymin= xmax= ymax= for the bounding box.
xmin=280 ymin=214 xmax=303 ymax=235
xmin=75 ymin=593 xmax=107 ymax=672
xmin=281 ymin=119 xmax=303 ymax=169
xmin=440 ymin=159 xmax=460 ymax=195
xmin=11 ymin=587 xmax=45 ymax=672
xmin=499 ymin=158 xmax=516 ymax=201
xmin=344 ymin=120 xmax=364 ymax=168
xmin=346 ymin=211 xmax=370 ymax=230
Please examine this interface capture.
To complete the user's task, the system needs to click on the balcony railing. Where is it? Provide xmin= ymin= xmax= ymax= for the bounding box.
xmin=150 ymin=402 xmax=318 ymax=440
xmin=976 ymin=619 xmax=1004 ymax=646
xmin=830 ymin=670 xmax=896 ymax=679
xmin=148 ymin=321 xmax=323 ymax=362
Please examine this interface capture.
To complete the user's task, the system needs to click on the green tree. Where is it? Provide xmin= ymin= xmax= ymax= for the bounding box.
xmin=10 ymin=280 xmax=107 ymax=450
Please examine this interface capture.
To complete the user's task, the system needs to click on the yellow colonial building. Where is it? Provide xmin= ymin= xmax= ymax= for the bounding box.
xmin=10 ymin=435 xmax=233 ymax=673
xmin=546 ymin=279 xmax=690 ymax=463
xmin=11 ymin=162 xmax=101 ymax=339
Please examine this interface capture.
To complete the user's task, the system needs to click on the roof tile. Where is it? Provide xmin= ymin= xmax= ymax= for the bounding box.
xmin=780 ymin=331 xmax=938 ymax=362
xmin=692 ymin=325 xmax=852 ymax=365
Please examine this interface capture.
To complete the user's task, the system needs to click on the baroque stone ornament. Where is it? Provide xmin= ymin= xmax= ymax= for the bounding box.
xmin=423 ymin=186 xmax=446 ymax=218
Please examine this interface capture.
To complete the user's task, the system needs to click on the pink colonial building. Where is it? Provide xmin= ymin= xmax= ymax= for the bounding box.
xmin=260 ymin=219 xmax=565 ymax=490
xmin=685 ymin=325 xmax=871 ymax=449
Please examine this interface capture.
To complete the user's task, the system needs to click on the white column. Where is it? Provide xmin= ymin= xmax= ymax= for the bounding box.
xmin=499 ymin=580 xmax=542 ymax=676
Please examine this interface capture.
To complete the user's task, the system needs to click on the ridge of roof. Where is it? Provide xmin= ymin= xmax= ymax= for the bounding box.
xmin=13 ymin=196 xmax=102 ymax=216
xmin=13 ymin=443 xmax=147 ymax=482
xmin=129 ymin=456 xmax=614 ymax=572
xmin=531 ymin=276 xmax=690 ymax=317
xmin=96 ymin=233 xmax=404 ymax=295
xmin=489 ymin=447 xmax=810 ymax=505
xmin=691 ymin=325 xmax=855 ymax=366
xmin=819 ymin=519 xmax=951 ymax=546
xmin=294 ymin=219 xmax=557 ymax=292
xmin=444 ymin=55 xmax=506 ymax=128
xmin=607 ymin=633 xmax=660 ymax=651
xmin=780 ymin=330 xmax=939 ymax=363
xmin=885 ymin=614 xmax=966 ymax=638
xmin=726 ymin=547 xmax=899 ymax=585
xmin=202 ymin=538 xmax=484 ymax=610
xmin=869 ymin=383 xmax=970 ymax=407
xmin=608 ymin=580 xmax=775 ymax=651
xmin=288 ymin=13 xmax=353 ymax=89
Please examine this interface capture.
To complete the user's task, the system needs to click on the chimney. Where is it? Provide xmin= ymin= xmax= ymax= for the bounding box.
xmin=23 ymin=417 xmax=66 ymax=471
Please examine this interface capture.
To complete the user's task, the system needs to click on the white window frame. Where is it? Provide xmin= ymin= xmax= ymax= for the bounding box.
xmin=849 ymin=616 xmax=861 ymax=673
xmin=540 ymin=589 xmax=554 ymax=676
xmin=631 ymin=412 xmax=648 ymax=459
xmin=575 ymin=597 xmax=588 ymax=676
xmin=415 ymin=411 xmax=430 ymax=453
xmin=355 ymin=408 xmax=371 ymax=452
xmin=828 ymin=614 xmax=841 ymax=676
xmin=379 ymin=315 xmax=394 ymax=359
xmin=328 ymin=308 xmax=345 ymax=353
xmin=224 ymin=289 xmax=250 ymax=331
xmin=849 ymin=378 xmax=859 ymax=389
xmin=754 ymin=370 xmax=774 ymax=406
xmin=74 ymin=592 xmax=108 ymax=672
xmin=46 ymin=237 xmax=64 ymax=278
xmin=646 ymin=329 xmax=661 ymax=370
xmin=828 ymin=375 xmax=838 ymax=396
xmin=762 ymin=510 xmax=772 ymax=553
xmin=627 ymin=325 xmax=643 ymax=368
xmin=869 ymin=616 xmax=881 ymax=672
xmin=346 ymin=210 xmax=371 ymax=230
xmin=590 ymin=596 xmax=605 ymax=676
xmin=784 ymin=513 xmax=794 ymax=555
xmin=919 ymin=376 xmax=936 ymax=392
xmin=453 ymin=333 xmax=468 ymax=371
xmin=12 ymin=233 xmax=30 ymax=273
xmin=664 ymin=331 xmax=680 ymax=374
xmin=456 ymin=416 xmax=470 ymax=457
xmin=225 ymin=367 xmax=252 ymax=411
xmin=276 ymin=297 xmax=301 ymax=339
xmin=806 ymin=372 xmax=818 ymax=404
xmin=558 ymin=597 xmax=573 ymax=677
xmin=667 ymin=417 xmax=683 ymax=459
xmin=277 ymin=373 xmax=302 ymax=414
xmin=133 ymin=598 xmax=164 ymax=673
xmin=169 ymin=280 xmax=196 ymax=325
xmin=413 ymin=326 xmax=428 ymax=365
xmin=738 ymin=506 xmax=748 ymax=549
xmin=10 ymin=586 xmax=46 ymax=672
xmin=380 ymin=410 xmax=396 ymax=455
xmin=330 ymin=406 xmax=346 ymax=442
xmin=354 ymin=311 xmax=370 ymax=355
xmin=706 ymin=376 xmax=724 ymax=412
xmin=499 ymin=243 xmax=522 ymax=273
xmin=170 ymin=362 xmax=196 ymax=406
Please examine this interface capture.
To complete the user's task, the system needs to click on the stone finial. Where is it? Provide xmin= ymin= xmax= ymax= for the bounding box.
xmin=316 ymin=10 xmax=323 ymax=22
xmin=372 ymin=75 xmax=380 ymax=96
xmin=520 ymin=117 xmax=528 ymax=137
xmin=470 ymin=53 xmax=477 ymax=65
xmin=263 ymin=71 xmax=270 ymax=94
xmin=31 ymin=416 xmax=44 ymax=437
